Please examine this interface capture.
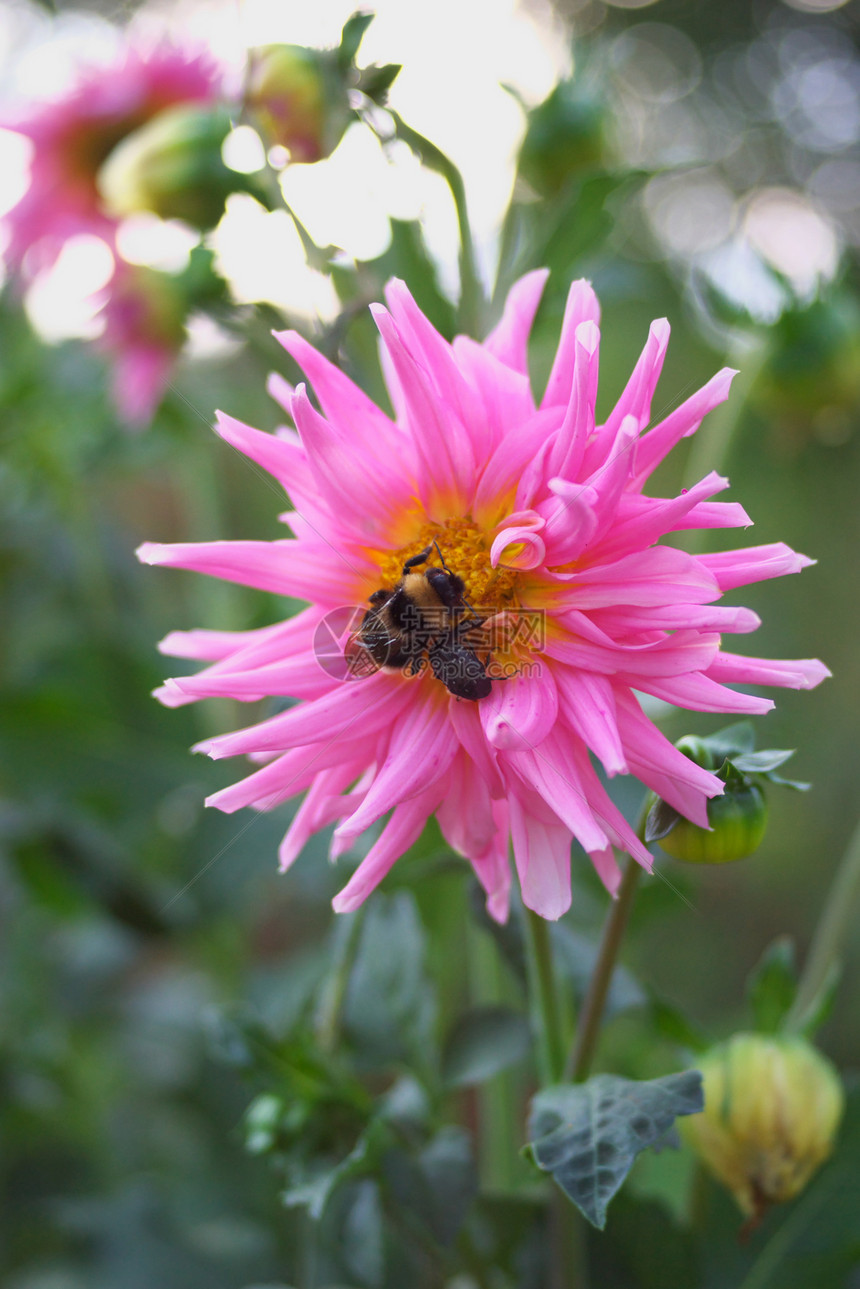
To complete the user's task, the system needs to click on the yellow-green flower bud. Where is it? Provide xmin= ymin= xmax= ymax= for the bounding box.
xmin=681 ymin=1033 xmax=843 ymax=1219
xmin=653 ymin=778 xmax=768 ymax=864
xmin=244 ymin=44 xmax=350 ymax=164
xmin=98 ymin=104 xmax=239 ymax=230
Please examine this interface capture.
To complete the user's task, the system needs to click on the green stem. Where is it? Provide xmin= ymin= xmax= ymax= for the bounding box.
xmin=523 ymin=906 xmax=565 ymax=1086
xmin=314 ymin=907 xmax=366 ymax=1053
xmin=785 ymin=812 xmax=860 ymax=1032
xmin=376 ymin=110 xmax=485 ymax=336
xmin=566 ymin=859 xmax=641 ymax=1082
xmin=467 ymin=916 xmax=520 ymax=1191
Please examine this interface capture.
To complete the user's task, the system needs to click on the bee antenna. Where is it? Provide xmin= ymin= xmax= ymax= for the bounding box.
xmin=432 ymin=539 xmax=454 ymax=575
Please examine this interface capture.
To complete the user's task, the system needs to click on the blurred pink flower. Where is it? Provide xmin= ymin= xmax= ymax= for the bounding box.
xmin=96 ymin=261 xmax=186 ymax=426
xmin=2 ymin=43 xmax=221 ymax=274
xmin=138 ymin=273 xmax=828 ymax=921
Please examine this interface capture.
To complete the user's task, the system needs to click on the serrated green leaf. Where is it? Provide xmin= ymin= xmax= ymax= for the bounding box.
xmin=527 ymin=1071 xmax=703 ymax=1229
xmin=441 ymin=1005 xmax=532 ymax=1088
xmin=747 ymin=936 xmax=799 ymax=1033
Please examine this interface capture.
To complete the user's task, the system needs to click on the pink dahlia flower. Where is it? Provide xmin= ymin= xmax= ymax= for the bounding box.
xmin=2 ymin=43 xmax=221 ymax=274
xmin=138 ymin=272 xmax=828 ymax=921
xmin=95 ymin=260 xmax=186 ymax=426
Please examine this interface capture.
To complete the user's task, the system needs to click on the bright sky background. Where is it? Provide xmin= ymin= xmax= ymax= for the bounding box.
xmin=0 ymin=0 xmax=571 ymax=341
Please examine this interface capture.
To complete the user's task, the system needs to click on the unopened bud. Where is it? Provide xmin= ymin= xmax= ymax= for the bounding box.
xmin=645 ymin=734 xmax=774 ymax=864
xmin=244 ymin=44 xmax=350 ymax=164
xmin=682 ymin=1033 xmax=843 ymax=1219
xmin=98 ymin=104 xmax=241 ymax=230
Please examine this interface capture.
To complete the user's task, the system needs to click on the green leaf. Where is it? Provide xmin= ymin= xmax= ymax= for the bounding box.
xmin=357 ymin=63 xmax=402 ymax=105
xmin=338 ymin=12 xmax=375 ymax=67
xmin=795 ymin=962 xmax=841 ymax=1040
xmin=382 ymin=1127 xmax=477 ymax=1248
xmin=747 ymin=937 xmax=798 ymax=1033
xmin=441 ymin=1005 xmax=532 ymax=1088
xmin=342 ymin=891 xmax=436 ymax=1070
xmin=341 ymin=1179 xmax=385 ymax=1287
xmin=644 ymin=796 xmax=682 ymax=844
xmin=732 ymin=748 xmax=796 ymax=774
xmin=281 ymin=1118 xmax=387 ymax=1220
xmin=552 ymin=924 xmax=646 ymax=1016
xmin=705 ymin=721 xmax=756 ymax=759
xmin=527 ymin=1072 xmax=704 ymax=1229
xmin=648 ymin=994 xmax=711 ymax=1054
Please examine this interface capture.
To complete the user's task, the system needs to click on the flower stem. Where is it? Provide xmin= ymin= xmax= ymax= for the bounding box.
xmin=380 ymin=110 xmax=485 ymax=336
xmin=566 ymin=858 xmax=641 ymax=1082
xmin=523 ymin=906 xmax=565 ymax=1086
xmin=785 ymin=812 xmax=860 ymax=1032
xmin=314 ymin=906 xmax=366 ymax=1053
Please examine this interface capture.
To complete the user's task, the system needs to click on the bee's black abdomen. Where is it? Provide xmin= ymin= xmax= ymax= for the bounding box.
xmin=429 ymin=640 xmax=491 ymax=701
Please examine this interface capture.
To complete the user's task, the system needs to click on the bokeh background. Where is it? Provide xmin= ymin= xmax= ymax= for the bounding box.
xmin=1 ymin=0 xmax=859 ymax=1285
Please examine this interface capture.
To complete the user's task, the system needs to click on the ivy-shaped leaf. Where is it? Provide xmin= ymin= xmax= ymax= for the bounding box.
xmin=527 ymin=1072 xmax=703 ymax=1229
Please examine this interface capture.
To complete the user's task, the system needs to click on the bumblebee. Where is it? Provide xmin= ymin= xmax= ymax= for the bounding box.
xmin=345 ymin=543 xmax=492 ymax=701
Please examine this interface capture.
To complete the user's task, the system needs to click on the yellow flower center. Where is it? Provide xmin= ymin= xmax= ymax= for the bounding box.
xmin=377 ymin=516 xmax=520 ymax=610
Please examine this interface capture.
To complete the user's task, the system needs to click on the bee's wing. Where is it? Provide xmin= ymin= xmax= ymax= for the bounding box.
xmin=344 ymin=634 xmax=384 ymax=677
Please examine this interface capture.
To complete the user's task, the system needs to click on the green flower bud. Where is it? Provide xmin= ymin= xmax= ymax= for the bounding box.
xmin=98 ymin=104 xmax=243 ymax=230
xmin=244 ymin=44 xmax=350 ymax=164
xmin=651 ymin=776 xmax=769 ymax=864
xmin=681 ymin=1033 xmax=843 ymax=1219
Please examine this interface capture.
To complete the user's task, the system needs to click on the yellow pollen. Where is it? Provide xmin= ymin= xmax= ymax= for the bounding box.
xmin=377 ymin=517 xmax=519 ymax=612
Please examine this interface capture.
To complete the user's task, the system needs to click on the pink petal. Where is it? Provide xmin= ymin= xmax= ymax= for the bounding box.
xmin=590 ymin=845 xmax=623 ymax=897
xmin=632 ymin=367 xmax=737 ymax=484
xmin=137 ymin=538 xmax=372 ymax=605
xmin=633 ymin=671 xmax=775 ymax=714
xmin=484 ymin=268 xmax=549 ymax=374
xmin=206 ymin=740 xmax=360 ymax=814
xmin=604 ymin=318 xmax=670 ymax=435
xmin=544 ymin=320 xmax=600 ymax=482
xmin=480 ymin=668 xmax=559 ymax=751
xmin=542 ymin=279 xmax=601 ymax=409
xmin=372 ymin=304 xmax=476 ymax=519
xmin=453 ymin=337 xmax=537 ymax=458
xmin=507 ymin=784 xmax=573 ymax=920
xmin=332 ymin=793 xmax=439 ymax=912
xmin=278 ymin=762 xmax=362 ymax=872
xmin=613 ymin=691 xmax=723 ymax=826
xmin=561 ymin=546 xmax=720 ymax=608
xmin=470 ymin=804 xmax=512 ymax=923
xmin=591 ymin=603 xmax=761 ymax=635
xmin=167 ymin=650 xmax=334 ymax=702
xmin=157 ymin=622 xmax=288 ymax=661
xmin=275 ymin=327 xmax=401 ymax=454
xmin=699 ymin=543 xmax=815 ymax=591
xmin=384 ymin=279 xmax=483 ymax=438
xmin=195 ymin=672 xmax=412 ymax=760
xmin=505 ymin=732 xmax=609 ymax=857
xmin=214 ymin=411 xmax=297 ymax=490
xmin=334 ymin=685 xmax=459 ymax=839
xmin=707 ymin=653 xmax=831 ymax=689
xmin=554 ymin=668 xmax=627 ymax=776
